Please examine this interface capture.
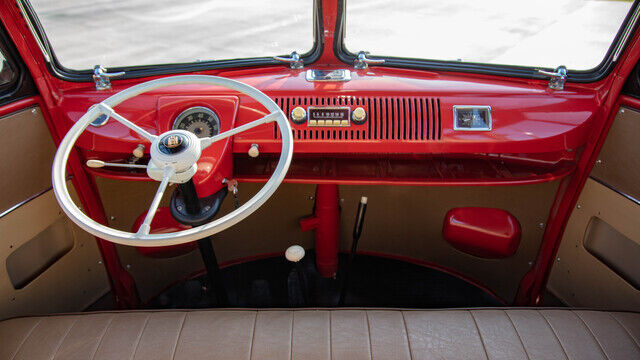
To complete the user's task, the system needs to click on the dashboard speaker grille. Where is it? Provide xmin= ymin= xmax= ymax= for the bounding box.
xmin=273 ymin=96 xmax=441 ymax=141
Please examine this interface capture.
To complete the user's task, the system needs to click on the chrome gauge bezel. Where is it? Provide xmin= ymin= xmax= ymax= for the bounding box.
xmin=171 ymin=106 xmax=221 ymax=138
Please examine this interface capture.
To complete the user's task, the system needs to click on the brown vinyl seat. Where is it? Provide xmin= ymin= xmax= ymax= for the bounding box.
xmin=1 ymin=308 xmax=639 ymax=360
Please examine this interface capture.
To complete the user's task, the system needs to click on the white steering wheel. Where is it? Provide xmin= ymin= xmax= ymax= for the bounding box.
xmin=52 ymin=75 xmax=293 ymax=247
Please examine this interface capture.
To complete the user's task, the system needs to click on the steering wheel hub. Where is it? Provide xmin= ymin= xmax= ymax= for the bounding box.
xmin=149 ymin=129 xmax=201 ymax=176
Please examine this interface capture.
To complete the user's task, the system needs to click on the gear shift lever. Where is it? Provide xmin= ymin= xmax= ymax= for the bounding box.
xmin=338 ymin=196 xmax=368 ymax=305
xmin=285 ymin=245 xmax=307 ymax=306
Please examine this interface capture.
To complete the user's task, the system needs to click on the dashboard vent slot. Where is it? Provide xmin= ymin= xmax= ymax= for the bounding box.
xmin=273 ymin=96 xmax=441 ymax=141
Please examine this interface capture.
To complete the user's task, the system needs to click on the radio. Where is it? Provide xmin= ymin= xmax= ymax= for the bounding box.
xmin=289 ymin=106 xmax=368 ymax=127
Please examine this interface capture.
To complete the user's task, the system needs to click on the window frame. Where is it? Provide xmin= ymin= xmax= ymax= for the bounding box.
xmin=18 ymin=0 xmax=325 ymax=82
xmin=334 ymin=0 xmax=640 ymax=83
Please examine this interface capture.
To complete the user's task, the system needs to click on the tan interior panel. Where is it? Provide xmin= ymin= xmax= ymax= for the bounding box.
xmin=96 ymin=178 xmax=316 ymax=301
xmin=0 ymin=106 xmax=56 ymax=213
xmin=0 ymin=186 xmax=110 ymax=320
xmin=96 ymin=177 xmax=557 ymax=302
xmin=590 ymin=106 xmax=640 ymax=201
xmin=548 ymin=178 xmax=640 ymax=311
xmin=338 ymin=182 xmax=558 ymax=302
xmin=583 ymin=216 xmax=640 ymax=290
xmin=6 ymin=217 xmax=74 ymax=289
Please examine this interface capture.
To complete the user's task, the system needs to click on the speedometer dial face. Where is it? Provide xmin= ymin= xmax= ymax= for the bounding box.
xmin=172 ymin=106 xmax=220 ymax=138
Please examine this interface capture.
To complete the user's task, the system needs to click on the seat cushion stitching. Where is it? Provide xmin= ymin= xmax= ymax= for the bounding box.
xmin=468 ymin=310 xmax=489 ymax=360
xmin=90 ymin=314 xmax=115 ymax=360
xmin=365 ymin=311 xmax=373 ymax=360
xmin=290 ymin=311 xmax=295 ymax=360
xmin=248 ymin=311 xmax=257 ymax=360
xmin=51 ymin=317 xmax=78 ymax=360
xmin=9 ymin=318 xmax=42 ymax=360
xmin=608 ymin=313 xmax=640 ymax=350
xmin=170 ymin=313 xmax=187 ymax=360
xmin=571 ymin=311 xmax=610 ymax=360
xmin=503 ymin=310 xmax=530 ymax=360
xmin=129 ymin=314 xmax=151 ymax=360
xmin=400 ymin=311 xmax=414 ymax=360
xmin=536 ymin=310 xmax=569 ymax=360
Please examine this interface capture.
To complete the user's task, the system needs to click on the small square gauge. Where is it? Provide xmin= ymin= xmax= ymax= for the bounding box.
xmin=453 ymin=106 xmax=492 ymax=131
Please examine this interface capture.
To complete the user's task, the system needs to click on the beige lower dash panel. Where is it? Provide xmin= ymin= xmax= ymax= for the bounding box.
xmin=96 ymin=177 xmax=557 ymax=303
xmin=548 ymin=178 xmax=640 ymax=311
xmin=0 ymin=186 xmax=110 ymax=320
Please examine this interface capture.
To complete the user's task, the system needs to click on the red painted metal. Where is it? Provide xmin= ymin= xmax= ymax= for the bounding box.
xmin=131 ymin=207 xmax=197 ymax=258
xmin=515 ymin=33 xmax=640 ymax=306
xmin=317 ymin=0 xmax=340 ymax=64
xmin=0 ymin=97 xmax=39 ymax=116
xmin=234 ymin=154 xmax=576 ymax=186
xmin=300 ymin=184 xmax=340 ymax=277
xmin=443 ymin=207 xmax=521 ymax=259
xmin=47 ymin=71 xmax=599 ymax=158
xmin=2 ymin=0 xmax=639 ymax=306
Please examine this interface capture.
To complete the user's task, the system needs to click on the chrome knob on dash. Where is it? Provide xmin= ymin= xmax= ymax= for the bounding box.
xmin=248 ymin=144 xmax=260 ymax=158
xmin=351 ymin=107 xmax=367 ymax=124
xmin=132 ymin=144 xmax=145 ymax=158
xmin=290 ymin=106 xmax=307 ymax=124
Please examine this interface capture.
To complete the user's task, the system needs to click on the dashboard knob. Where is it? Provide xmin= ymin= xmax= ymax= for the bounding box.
xmin=352 ymin=107 xmax=367 ymax=124
xmin=290 ymin=106 xmax=307 ymax=124
xmin=132 ymin=144 xmax=145 ymax=158
xmin=248 ymin=144 xmax=260 ymax=158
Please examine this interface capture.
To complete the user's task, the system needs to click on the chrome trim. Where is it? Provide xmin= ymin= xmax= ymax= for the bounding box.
xmin=538 ymin=66 xmax=567 ymax=90
xmin=613 ymin=4 xmax=640 ymax=62
xmin=16 ymin=0 xmax=50 ymax=63
xmin=305 ymin=69 xmax=351 ymax=82
xmin=452 ymin=105 xmax=492 ymax=131
xmin=93 ymin=65 xmax=125 ymax=91
xmin=590 ymin=176 xmax=640 ymax=206
xmin=274 ymin=51 xmax=304 ymax=69
xmin=0 ymin=186 xmax=52 ymax=219
xmin=353 ymin=51 xmax=385 ymax=69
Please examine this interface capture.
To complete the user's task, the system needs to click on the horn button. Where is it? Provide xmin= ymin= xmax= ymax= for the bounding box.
xmin=158 ymin=133 xmax=190 ymax=155
xmin=148 ymin=130 xmax=202 ymax=183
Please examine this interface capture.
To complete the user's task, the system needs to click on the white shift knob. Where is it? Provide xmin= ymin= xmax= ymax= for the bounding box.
xmin=285 ymin=245 xmax=305 ymax=263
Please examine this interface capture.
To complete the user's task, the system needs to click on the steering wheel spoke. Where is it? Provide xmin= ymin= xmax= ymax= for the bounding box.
xmin=200 ymin=111 xmax=280 ymax=149
xmin=136 ymin=166 xmax=175 ymax=236
xmin=97 ymin=103 xmax=158 ymax=142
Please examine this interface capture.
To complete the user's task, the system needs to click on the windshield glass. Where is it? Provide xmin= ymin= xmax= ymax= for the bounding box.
xmin=344 ymin=0 xmax=634 ymax=71
xmin=28 ymin=0 xmax=314 ymax=70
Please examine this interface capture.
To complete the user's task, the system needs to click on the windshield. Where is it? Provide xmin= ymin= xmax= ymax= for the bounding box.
xmin=28 ymin=0 xmax=314 ymax=70
xmin=344 ymin=0 xmax=634 ymax=71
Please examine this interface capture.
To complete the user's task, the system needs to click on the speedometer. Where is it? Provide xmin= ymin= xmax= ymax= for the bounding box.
xmin=172 ymin=106 xmax=220 ymax=138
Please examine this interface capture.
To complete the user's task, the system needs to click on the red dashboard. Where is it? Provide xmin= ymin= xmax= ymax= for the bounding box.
xmin=54 ymin=66 xmax=602 ymax=196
